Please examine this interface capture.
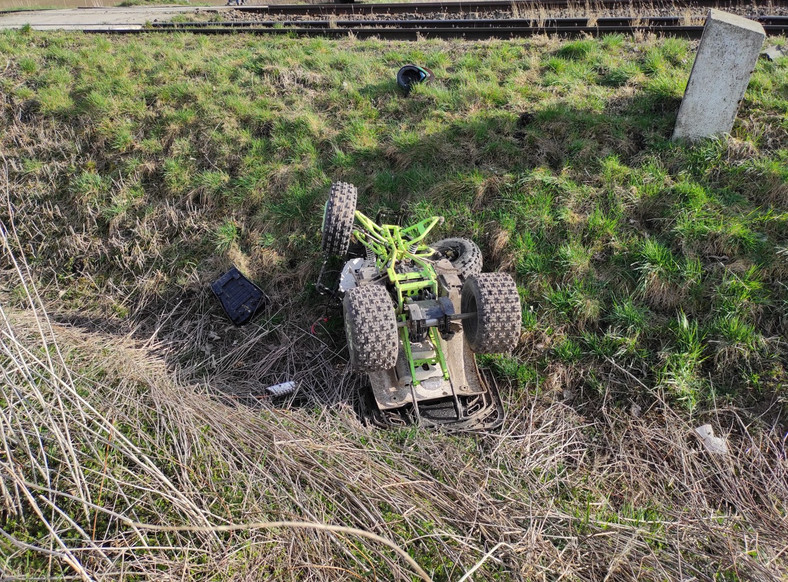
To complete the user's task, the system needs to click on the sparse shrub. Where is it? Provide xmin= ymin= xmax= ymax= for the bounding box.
xmin=483 ymin=354 xmax=540 ymax=388
xmin=36 ymin=86 xmax=73 ymax=116
xmin=710 ymin=314 xmax=764 ymax=367
xmin=214 ymin=219 xmax=240 ymax=252
xmin=635 ymin=239 xmax=684 ymax=309
xmin=555 ymin=337 xmax=582 ymax=362
xmin=586 ymin=205 xmax=620 ymax=241
xmin=637 ymin=73 xmax=685 ymax=115
xmin=110 ymin=122 xmax=135 ymax=153
xmin=658 ymin=312 xmax=707 ymax=410
xmin=600 ymin=34 xmax=625 ymax=50
xmin=516 ymin=245 xmax=553 ymax=280
xmin=102 ymin=184 xmax=144 ymax=223
xmin=70 ymin=171 xmax=109 ymax=204
xmin=599 ymin=64 xmax=636 ymax=88
xmin=521 ymin=304 xmax=538 ymax=331
xmin=195 ymin=170 xmax=231 ymax=197
xmin=558 ymin=241 xmax=594 ymax=279
xmin=545 ymin=56 xmax=567 ymax=75
xmin=80 ymin=89 xmax=112 ymax=114
xmin=163 ymin=158 xmax=193 ymax=196
xmin=545 ymin=283 xmax=603 ymax=329
xmin=660 ymin=37 xmax=689 ymax=67
xmin=582 ymin=329 xmax=642 ymax=360
xmin=600 ymin=155 xmax=631 ymax=186
xmin=639 ymin=48 xmax=669 ymax=77
xmin=713 ymin=268 xmax=768 ymax=321
xmin=674 ymin=210 xmax=764 ymax=257
xmin=18 ymin=57 xmax=37 ymax=73
xmin=609 ymin=297 xmax=650 ymax=333
xmin=556 ymin=40 xmax=596 ymax=61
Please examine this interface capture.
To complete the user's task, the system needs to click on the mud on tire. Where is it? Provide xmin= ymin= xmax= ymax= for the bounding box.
xmin=461 ymin=273 xmax=521 ymax=353
xmin=322 ymin=182 xmax=357 ymax=257
xmin=432 ymin=237 xmax=483 ymax=279
xmin=343 ymin=284 xmax=399 ymax=372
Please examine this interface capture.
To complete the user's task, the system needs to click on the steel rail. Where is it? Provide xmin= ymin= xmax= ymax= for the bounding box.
xmin=233 ymin=0 xmax=788 ymax=16
xmin=151 ymin=15 xmax=788 ymax=29
xmin=100 ymin=21 xmax=788 ymax=37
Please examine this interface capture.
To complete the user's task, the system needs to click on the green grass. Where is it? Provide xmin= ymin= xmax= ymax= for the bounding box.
xmin=1 ymin=29 xmax=787 ymax=581
xmin=1 ymin=26 xmax=785 ymax=404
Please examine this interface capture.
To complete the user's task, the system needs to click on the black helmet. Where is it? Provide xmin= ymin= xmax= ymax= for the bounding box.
xmin=396 ymin=64 xmax=434 ymax=95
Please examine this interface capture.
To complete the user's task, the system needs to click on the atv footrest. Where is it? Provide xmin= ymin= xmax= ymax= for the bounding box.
xmin=211 ymin=266 xmax=267 ymax=326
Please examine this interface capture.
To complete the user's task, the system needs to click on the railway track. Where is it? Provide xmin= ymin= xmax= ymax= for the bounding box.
xmin=117 ymin=14 xmax=788 ymax=38
xmin=233 ymin=0 xmax=786 ymax=17
xmin=42 ymin=0 xmax=784 ymax=37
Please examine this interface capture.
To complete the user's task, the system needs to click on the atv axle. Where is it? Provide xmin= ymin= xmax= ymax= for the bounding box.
xmin=395 ymin=311 xmax=475 ymax=328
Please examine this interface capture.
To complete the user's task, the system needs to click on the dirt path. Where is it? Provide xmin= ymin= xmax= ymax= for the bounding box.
xmin=0 ymin=5 xmax=229 ymax=30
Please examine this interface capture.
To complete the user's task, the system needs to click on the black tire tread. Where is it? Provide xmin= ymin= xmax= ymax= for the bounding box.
xmin=322 ymin=182 xmax=357 ymax=257
xmin=462 ymin=273 xmax=521 ymax=353
xmin=432 ymin=237 xmax=483 ymax=279
xmin=344 ymin=285 xmax=399 ymax=372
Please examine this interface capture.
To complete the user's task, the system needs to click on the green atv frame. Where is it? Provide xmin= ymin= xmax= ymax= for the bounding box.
xmin=319 ymin=182 xmax=521 ymax=429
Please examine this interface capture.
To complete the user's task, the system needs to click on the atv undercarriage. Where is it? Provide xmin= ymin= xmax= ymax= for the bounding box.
xmin=319 ymin=182 xmax=521 ymax=429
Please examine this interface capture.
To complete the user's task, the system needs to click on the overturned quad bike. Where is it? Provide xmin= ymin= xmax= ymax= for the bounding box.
xmin=318 ymin=182 xmax=521 ymax=429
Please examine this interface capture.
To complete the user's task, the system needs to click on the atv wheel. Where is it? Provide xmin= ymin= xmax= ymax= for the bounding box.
xmin=461 ymin=273 xmax=521 ymax=353
xmin=322 ymin=182 xmax=357 ymax=257
xmin=343 ymin=284 xmax=399 ymax=372
xmin=432 ymin=237 xmax=483 ymax=279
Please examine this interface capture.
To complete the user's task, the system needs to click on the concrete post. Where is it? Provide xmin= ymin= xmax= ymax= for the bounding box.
xmin=672 ymin=10 xmax=765 ymax=141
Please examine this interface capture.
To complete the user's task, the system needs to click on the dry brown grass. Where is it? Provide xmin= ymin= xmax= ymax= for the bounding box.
xmin=640 ymin=271 xmax=684 ymax=310
xmin=1 ymin=32 xmax=787 ymax=580
xmin=2 ymin=206 xmax=787 ymax=579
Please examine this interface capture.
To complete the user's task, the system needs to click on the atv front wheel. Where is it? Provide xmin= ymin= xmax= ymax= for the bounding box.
xmin=432 ymin=237 xmax=483 ymax=279
xmin=322 ymin=182 xmax=357 ymax=257
xmin=461 ymin=273 xmax=521 ymax=353
xmin=343 ymin=284 xmax=399 ymax=372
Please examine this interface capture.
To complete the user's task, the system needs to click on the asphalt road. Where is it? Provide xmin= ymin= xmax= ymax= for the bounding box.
xmin=0 ymin=5 xmax=229 ymax=30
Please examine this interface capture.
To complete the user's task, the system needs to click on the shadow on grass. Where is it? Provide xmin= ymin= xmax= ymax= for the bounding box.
xmin=346 ymin=80 xmax=682 ymax=203
xmin=12 ymin=74 xmax=689 ymax=424
xmin=49 ymin=279 xmax=365 ymax=416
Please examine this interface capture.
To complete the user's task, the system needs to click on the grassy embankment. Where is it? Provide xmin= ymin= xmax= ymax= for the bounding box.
xmin=1 ymin=29 xmax=787 ymax=580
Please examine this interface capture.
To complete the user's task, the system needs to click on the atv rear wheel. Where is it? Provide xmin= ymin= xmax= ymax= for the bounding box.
xmin=322 ymin=182 xmax=357 ymax=257
xmin=461 ymin=273 xmax=521 ymax=353
xmin=432 ymin=238 xmax=483 ymax=279
xmin=343 ymin=284 xmax=399 ymax=372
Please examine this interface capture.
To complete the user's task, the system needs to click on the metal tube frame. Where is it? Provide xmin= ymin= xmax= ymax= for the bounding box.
xmin=352 ymin=211 xmax=450 ymax=385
